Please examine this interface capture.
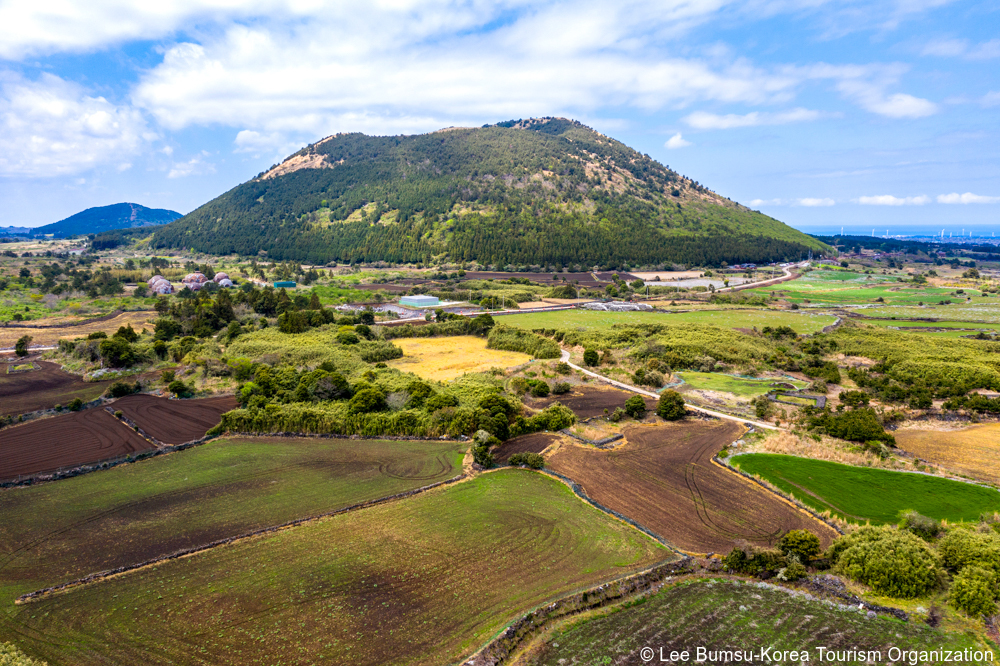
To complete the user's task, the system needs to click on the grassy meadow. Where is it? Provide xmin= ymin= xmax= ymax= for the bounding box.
xmin=0 ymin=437 xmax=466 ymax=600
xmin=676 ymin=372 xmax=807 ymax=397
xmin=499 ymin=308 xmax=837 ymax=334
xmin=743 ymin=269 xmax=981 ymax=306
xmin=1 ymin=470 xmax=667 ymax=666
xmin=733 ymin=454 xmax=1000 ymax=524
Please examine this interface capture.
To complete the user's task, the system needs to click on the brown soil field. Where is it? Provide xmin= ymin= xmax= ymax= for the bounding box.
xmin=494 ymin=433 xmax=562 ymax=464
xmin=0 ymin=361 xmax=115 ymax=417
xmin=896 ymin=423 xmax=1000 ymax=486
xmin=0 ymin=408 xmax=154 ymax=480
xmin=0 ymin=310 xmax=157 ymax=348
xmin=464 ymin=271 xmax=597 ymax=282
xmin=531 ymin=385 xmax=657 ymax=419
xmin=111 ymin=394 xmax=238 ymax=444
xmin=545 ymin=420 xmax=839 ymax=554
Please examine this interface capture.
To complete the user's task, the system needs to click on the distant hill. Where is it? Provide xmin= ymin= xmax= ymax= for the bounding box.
xmin=32 ymin=203 xmax=182 ymax=238
xmin=134 ymin=118 xmax=827 ymax=267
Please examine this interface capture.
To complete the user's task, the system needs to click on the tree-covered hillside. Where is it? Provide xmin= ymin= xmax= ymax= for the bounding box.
xmin=140 ymin=118 xmax=826 ymax=266
xmin=37 ymin=203 xmax=181 ymax=238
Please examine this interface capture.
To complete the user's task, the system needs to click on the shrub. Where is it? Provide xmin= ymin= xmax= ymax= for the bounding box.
xmin=87 ymin=331 xmax=107 ymax=340
xmin=161 ymin=369 xmax=175 ymax=384
xmin=752 ymin=395 xmax=773 ymax=419
xmin=722 ymin=544 xmax=787 ymax=575
xmin=624 ymin=395 xmax=647 ymax=419
xmin=950 ymin=566 xmax=998 ymax=617
xmin=555 ymin=362 xmax=571 ymax=374
xmin=348 ymin=388 xmax=386 ymax=414
xmin=608 ymin=407 xmax=625 ymax=422
xmin=777 ymin=560 xmax=807 ymax=582
xmin=831 ymin=525 xmax=942 ymax=598
xmin=778 ymin=530 xmax=822 ymax=562
xmin=508 ymin=452 xmax=545 ymax=469
xmin=0 ymin=641 xmax=48 ymax=665
xmin=167 ymin=381 xmax=192 ymax=398
xmin=67 ymin=398 xmax=83 ymax=411
xmin=583 ymin=348 xmax=599 ymax=366
xmin=839 ymin=390 xmax=870 ymax=408
xmin=899 ymin=511 xmax=943 ymax=542
xmin=938 ymin=528 xmax=1000 ymax=575
xmin=106 ymin=381 xmax=140 ymax=398
xmin=552 ymin=381 xmax=571 ymax=395
xmin=426 ymin=394 xmax=459 ymax=411
xmin=823 ymin=408 xmax=895 ymax=446
xmin=529 ymin=380 xmax=550 ymax=398
xmin=336 ymin=330 xmax=360 ymax=345
xmin=656 ymin=390 xmax=685 ymax=420
xmin=472 ymin=446 xmax=494 ymax=468
xmin=487 ymin=326 xmax=559 ymax=358
xmin=14 ymin=335 xmax=31 ymax=358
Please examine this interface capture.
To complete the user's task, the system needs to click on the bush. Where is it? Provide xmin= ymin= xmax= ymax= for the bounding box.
xmin=161 ymin=369 xmax=175 ymax=384
xmin=657 ymin=390 xmax=686 ymax=420
xmin=555 ymin=362 xmax=571 ymax=374
xmin=839 ymin=390 xmax=870 ymax=408
xmin=425 ymin=393 xmax=459 ymax=411
xmin=67 ymin=398 xmax=83 ymax=411
xmin=472 ymin=446 xmax=494 ymax=468
xmin=624 ymin=395 xmax=647 ymax=419
xmin=487 ymin=325 xmax=559 ymax=358
xmin=950 ymin=566 xmax=998 ymax=617
xmin=583 ymin=348 xmax=599 ymax=366
xmin=830 ymin=525 xmax=941 ymax=598
xmin=106 ymin=381 xmax=140 ymax=398
xmin=722 ymin=544 xmax=787 ymax=575
xmin=778 ymin=529 xmax=821 ymax=562
xmin=899 ymin=511 xmax=943 ymax=542
xmin=777 ymin=560 xmax=807 ymax=582
xmin=752 ymin=395 xmax=773 ymax=419
xmin=336 ymin=330 xmax=360 ymax=345
xmin=167 ymin=380 xmax=192 ymax=398
xmin=823 ymin=408 xmax=895 ymax=446
xmin=938 ymin=528 xmax=1000 ymax=575
xmin=348 ymin=388 xmax=386 ymax=414
xmin=14 ymin=335 xmax=31 ymax=358
xmin=508 ymin=452 xmax=545 ymax=469
xmin=529 ymin=380 xmax=550 ymax=398
xmin=0 ymin=641 xmax=48 ymax=665
xmin=552 ymin=382 xmax=571 ymax=395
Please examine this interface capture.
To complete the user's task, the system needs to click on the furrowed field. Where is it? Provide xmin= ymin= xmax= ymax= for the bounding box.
xmin=0 ymin=437 xmax=465 ymax=598
xmin=1 ymin=470 xmax=667 ymax=666
xmin=733 ymin=454 xmax=1000 ymax=523
xmin=515 ymin=578 xmax=988 ymax=665
xmin=499 ymin=308 xmax=837 ymax=334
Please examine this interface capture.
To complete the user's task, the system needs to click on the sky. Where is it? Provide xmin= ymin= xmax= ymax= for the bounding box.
xmin=0 ymin=0 xmax=997 ymax=237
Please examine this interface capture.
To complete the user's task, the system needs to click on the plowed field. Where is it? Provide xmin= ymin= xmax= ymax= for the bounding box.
xmin=0 ymin=361 xmax=114 ymax=417
xmin=111 ymin=394 xmax=238 ymax=444
xmin=531 ymin=385 xmax=656 ymax=419
xmin=0 ymin=409 xmax=154 ymax=481
xmin=495 ymin=433 xmax=561 ymax=464
xmin=546 ymin=421 xmax=838 ymax=553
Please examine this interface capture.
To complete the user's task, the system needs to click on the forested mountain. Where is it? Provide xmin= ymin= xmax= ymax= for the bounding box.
xmin=34 ymin=203 xmax=181 ymax=238
xmin=137 ymin=118 xmax=825 ymax=267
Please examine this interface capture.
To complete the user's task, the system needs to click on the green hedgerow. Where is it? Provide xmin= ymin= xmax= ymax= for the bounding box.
xmin=508 ymin=452 xmax=545 ymax=469
xmin=831 ymin=525 xmax=942 ymax=598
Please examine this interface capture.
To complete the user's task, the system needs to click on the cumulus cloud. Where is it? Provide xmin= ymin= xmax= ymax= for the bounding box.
xmin=798 ymin=197 xmax=835 ymax=207
xmin=664 ymin=132 xmax=691 ymax=149
xmin=922 ymin=38 xmax=1000 ymax=60
xmin=748 ymin=197 xmax=835 ymax=207
xmin=857 ymin=194 xmax=930 ymax=205
xmin=683 ymin=107 xmax=821 ymax=129
xmin=168 ymin=152 xmax=215 ymax=179
xmin=0 ymin=72 xmax=149 ymax=177
xmin=937 ymin=192 xmax=1000 ymax=204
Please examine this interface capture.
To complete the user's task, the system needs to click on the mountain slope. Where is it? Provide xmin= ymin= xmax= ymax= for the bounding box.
xmin=37 ymin=203 xmax=181 ymax=237
xmin=146 ymin=118 xmax=825 ymax=266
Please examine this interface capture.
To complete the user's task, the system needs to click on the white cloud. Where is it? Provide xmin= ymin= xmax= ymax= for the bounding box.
xmin=749 ymin=198 xmax=783 ymax=207
xmin=168 ymin=152 xmax=215 ymax=179
xmin=798 ymin=197 xmax=835 ymax=207
xmin=922 ymin=38 xmax=1000 ymax=60
xmin=683 ymin=107 xmax=821 ymax=129
xmin=982 ymin=91 xmax=1000 ymax=107
xmin=664 ymin=132 xmax=691 ymax=149
xmin=747 ymin=197 xmax=834 ymax=207
xmin=0 ymin=72 xmax=148 ymax=177
xmin=937 ymin=192 xmax=1000 ymax=204
xmin=857 ymin=194 xmax=930 ymax=205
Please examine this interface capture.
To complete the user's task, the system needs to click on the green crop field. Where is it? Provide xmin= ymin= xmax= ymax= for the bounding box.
xmin=743 ymin=270 xmax=979 ymax=307
xmin=873 ymin=301 xmax=1000 ymax=323
xmin=676 ymin=372 xmax=807 ymax=397
xmin=732 ymin=454 xmax=1000 ymax=524
xmin=0 ymin=470 xmax=667 ymax=666
xmin=520 ymin=577 xmax=988 ymax=665
xmin=0 ymin=436 xmax=465 ymax=600
xmin=859 ymin=318 xmax=1000 ymax=339
xmin=500 ymin=308 xmax=836 ymax=334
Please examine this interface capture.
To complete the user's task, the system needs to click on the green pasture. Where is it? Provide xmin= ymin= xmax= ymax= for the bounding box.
xmin=522 ymin=578 xmax=986 ymax=665
xmin=860 ymin=319 xmax=1000 ymax=339
xmin=744 ymin=272 xmax=979 ymax=307
xmin=677 ymin=372 xmax=807 ymax=397
xmin=873 ymin=302 xmax=1000 ymax=323
xmin=0 ymin=437 xmax=465 ymax=599
xmin=500 ymin=308 xmax=837 ymax=334
xmin=0 ymin=470 xmax=666 ymax=666
xmin=733 ymin=454 xmax=1000 ymax=524
xmin=310 ymin=284 xmax=381 ymax=305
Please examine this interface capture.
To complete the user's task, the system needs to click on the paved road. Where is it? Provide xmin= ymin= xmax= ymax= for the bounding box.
xmin=714 ymin=262 xmax=805 ymax=294
xmin=559 ymin=349 xmax=780 ymax=431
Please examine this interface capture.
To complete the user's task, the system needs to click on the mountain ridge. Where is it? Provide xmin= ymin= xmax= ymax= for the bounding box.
xmin=12 ymin=203 xmax=182 ymax=238
xmin=135 ymin=118 xmax=827 ymax=267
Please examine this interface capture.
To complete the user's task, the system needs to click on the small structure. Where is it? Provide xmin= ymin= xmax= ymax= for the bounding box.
xmin=183 ymin=272 xmax=208 ymax=286
xmin=147 ymin=275 xmax=165 ymax=286
xmin=400 ymin=294 xmax=440 ymax=308
xmin=213 ymin=272 xmax=230 ymax=283
xmin=217 ymin=278 xmax=234 ymax=288
xmin=150 ymin=279 xmax=173 ymax=295
xmin=273 ymin=281 xmax=296 ymax=289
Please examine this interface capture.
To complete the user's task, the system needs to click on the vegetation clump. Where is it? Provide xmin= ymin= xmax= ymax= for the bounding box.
xmin=829 ymin=525 xmax=942 ymax=598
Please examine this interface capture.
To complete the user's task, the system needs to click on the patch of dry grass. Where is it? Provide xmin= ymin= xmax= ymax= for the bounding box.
xmin=745 ymin=429 xmax=915 ymax=470
xmin=895 ymin=423 xmax=1000 ymax=486
xmin=0 ymin=311 xmax=157 ymax=348
xmin=388 ymin=335 xmax=532 ymax=381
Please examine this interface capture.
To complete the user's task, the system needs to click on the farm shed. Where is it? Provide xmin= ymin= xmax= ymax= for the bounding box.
xmin=273 ymin=281 xmax=297 ymax=288
xmin=400 ymin=295 xmax=440 ymax=308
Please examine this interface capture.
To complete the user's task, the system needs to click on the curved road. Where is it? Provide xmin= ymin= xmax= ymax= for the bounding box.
xmin=558 ymin=349 xmax=780 ymax=431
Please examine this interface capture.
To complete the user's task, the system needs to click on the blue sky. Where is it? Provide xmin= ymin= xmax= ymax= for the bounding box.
xmin=0 ymin=0 xmax=997 ymax=237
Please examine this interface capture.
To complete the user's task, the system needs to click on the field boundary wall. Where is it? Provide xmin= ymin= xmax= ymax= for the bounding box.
xmin=712 ymin=456 xmax=844 ymax=536
xmin=558 ymin=428 xmax=623 ymax=448
xmin=16 ymin=473 xmax=466 ymax=604
xmin=463 ymin=557 xmax=696 ymax=666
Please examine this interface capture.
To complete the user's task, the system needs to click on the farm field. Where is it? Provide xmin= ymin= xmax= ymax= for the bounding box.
xmin=0 ymin=361 xmax=115 ymax=416
xmin=0 ymin=436 xmax=465 ymax=599
xmin=0 ymin=470 xmax=667 ymax=666
xmin=869 ymin=301 xmax=1000 ymax=323
xmin=515 ymin=577 xmax=988 ymax=665
xmin=676 ymin=371 xmax=807 ymax=397
xmin=0 ymin=310 xmax=157 ymax=348
xmin=0 ymin=408 xmax=155 ymax=481
xmin=493 ymin=433 xmax=561 ymax=464
xmin=499 ymin=308 xmax=837 ymax=334
xmin=733 ymin=454 xmax=1000 ymax=523
xmin=896 ymin=424 xmax=1000 ymax=486
xmin=529 ymin=385 xmax=655 ymax=419
xmin=545 ymin=421 xmax=838 ymax=553
xmin=388 ymin=335 xmax=531 ymax=380
xmin=859 ymin=318 xmax=1000 ymax=339
xmin=744 ymin=277 xmax=975 ymax=307
xmin=111 ymin=394 xmax=238 ymax=444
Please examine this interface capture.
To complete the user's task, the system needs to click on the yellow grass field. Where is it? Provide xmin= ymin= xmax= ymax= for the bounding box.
xmin=388 ymin=335 xmax=532 ymax=381
xmin=0 ymin=310 xmax=157 ymax=348
xmin=895 ymin=423 xmax=1000 ymax=486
